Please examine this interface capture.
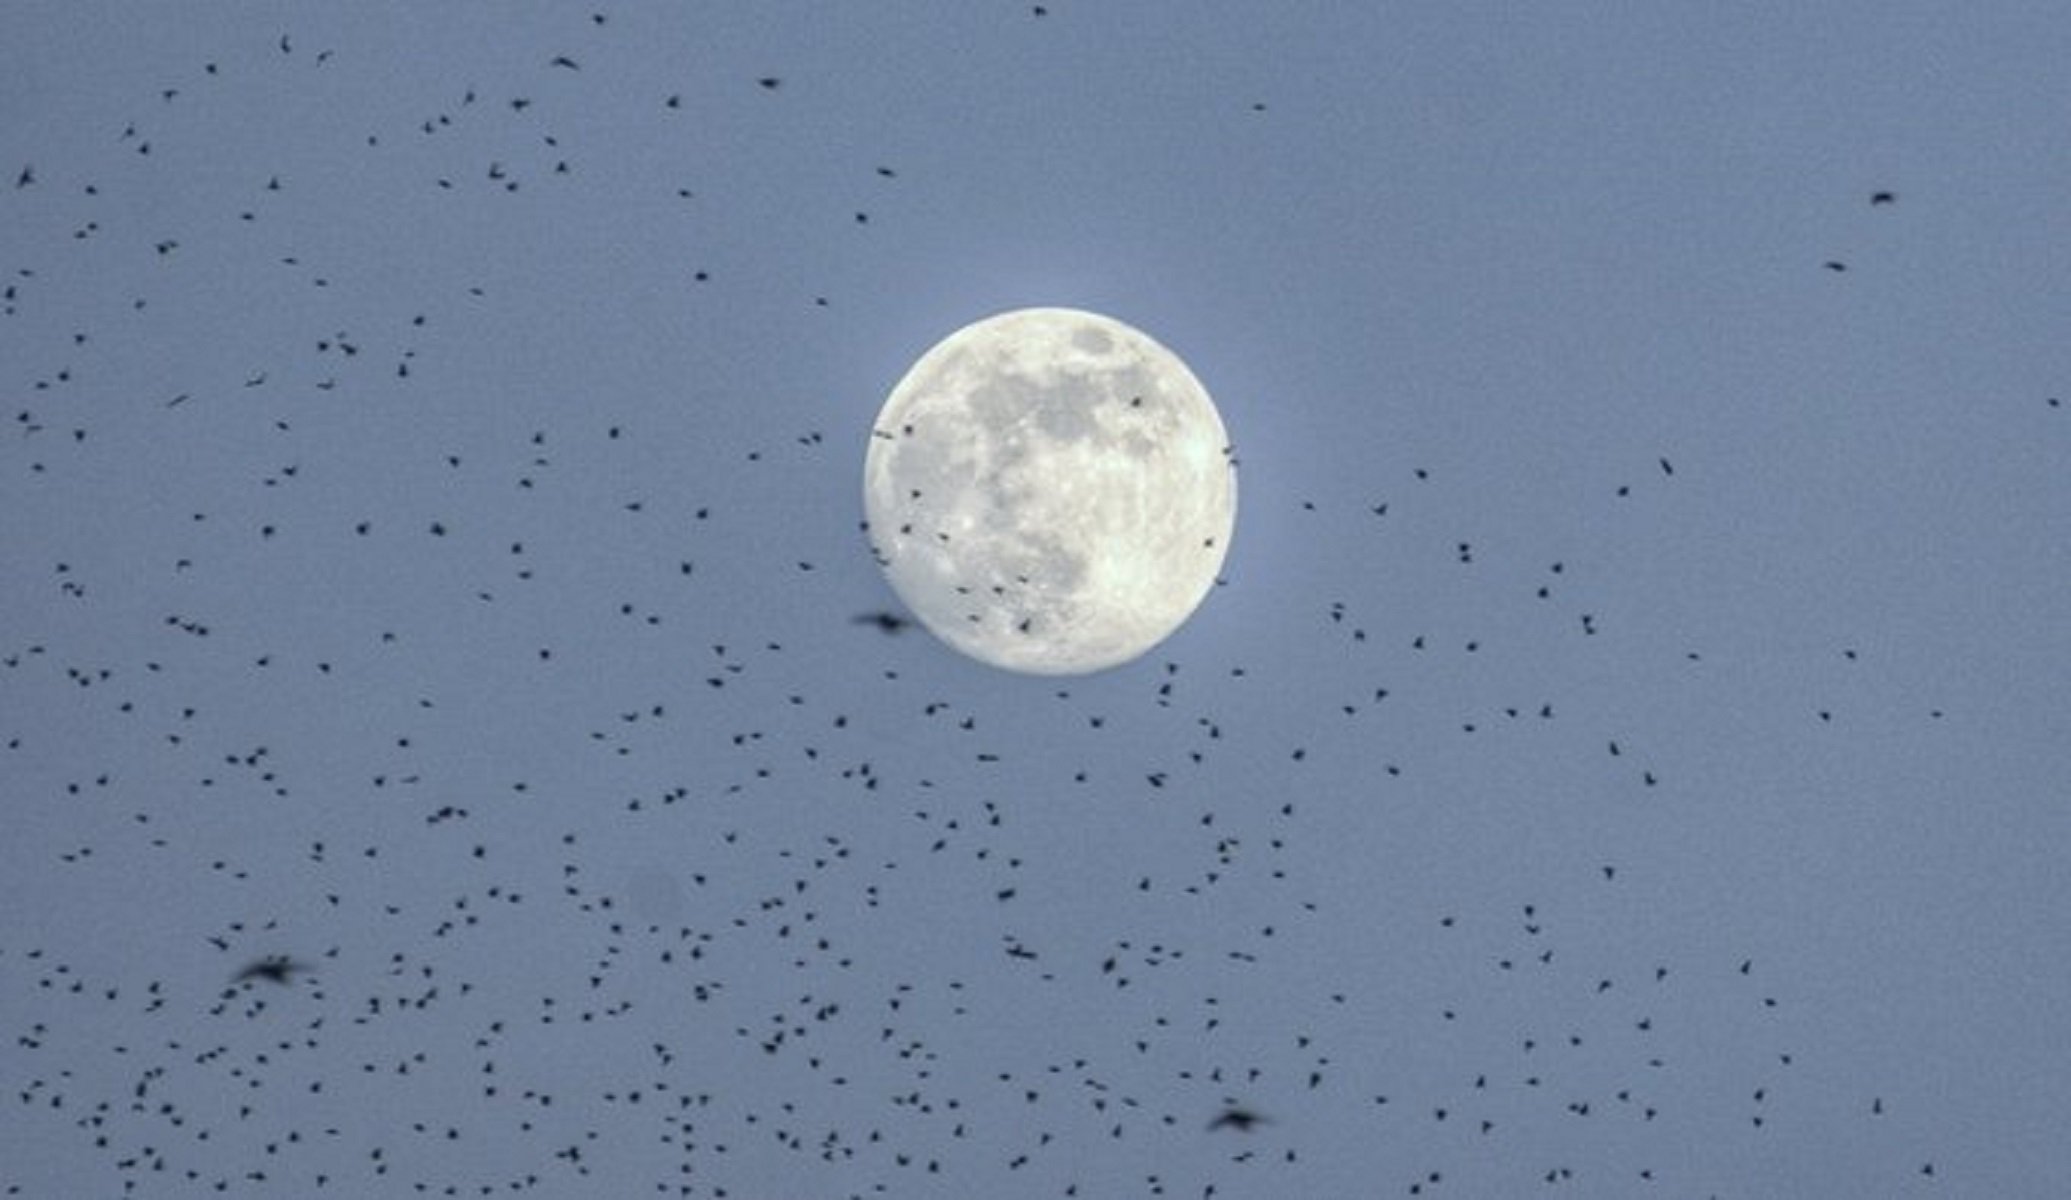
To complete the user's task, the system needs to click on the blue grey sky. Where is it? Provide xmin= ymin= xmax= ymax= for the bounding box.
xmin=5 ymin=3 xmax=2068 ymax=1196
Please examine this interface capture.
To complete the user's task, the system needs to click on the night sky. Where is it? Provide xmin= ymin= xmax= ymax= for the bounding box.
xmin=5 ymin=4 xmax=2069 ymax=1197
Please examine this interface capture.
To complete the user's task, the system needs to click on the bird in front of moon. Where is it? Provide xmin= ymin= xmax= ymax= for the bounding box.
xmin=863 ymin=308 xmax=1236 ymax=674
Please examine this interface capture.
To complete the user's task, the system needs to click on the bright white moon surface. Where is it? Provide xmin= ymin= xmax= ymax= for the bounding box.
xmin=863 ymin=308 xmax=1237 ymax=675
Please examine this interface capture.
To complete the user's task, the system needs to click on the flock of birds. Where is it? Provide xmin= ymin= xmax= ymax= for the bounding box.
xmin=1 ymin=7 xmax=2011 ymax=1198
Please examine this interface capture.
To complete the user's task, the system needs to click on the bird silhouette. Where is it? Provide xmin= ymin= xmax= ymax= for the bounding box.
xmin=854 ymin=610 xmax=912 ymax=634
xmin=1208 ymin=1106 xmax=1267 ymax=1132
xmin=231 ymin=956 xmax=306 ymax=985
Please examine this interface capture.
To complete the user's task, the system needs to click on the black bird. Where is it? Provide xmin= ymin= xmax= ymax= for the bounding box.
xmin=1208 ymin=1106 xmax=1267 ymax=1132
xmin=854 ymin=611 xmax=911 ymax=634
xmin=232 ymin=955 xmax=306 ymax=985
xmin=1870 ymin=190 xmax=1896 ymax=205
xmin=14 ymin=164 xmax=32 ymax=188
xmin=1823 ymin=260 xmax=1848 ymax=272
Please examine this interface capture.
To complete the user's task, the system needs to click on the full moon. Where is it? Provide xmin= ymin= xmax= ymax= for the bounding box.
xmin=863 ymin=307 xmax=1236 ymax=674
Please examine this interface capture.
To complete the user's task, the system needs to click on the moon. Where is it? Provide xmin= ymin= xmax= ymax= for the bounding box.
xmin=863 ymin=307 xmax=1236 ymax=675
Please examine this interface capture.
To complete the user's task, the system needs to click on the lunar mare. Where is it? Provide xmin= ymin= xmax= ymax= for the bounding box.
xmin=863 ymin=308 xmax=1236 ymax=674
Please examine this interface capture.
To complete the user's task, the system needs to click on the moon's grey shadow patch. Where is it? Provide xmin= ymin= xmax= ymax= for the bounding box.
xmin=972 ymin=375 xmax=1095 ymax=443
xmin=1071 ymin=327 xmax=1113 ymax=355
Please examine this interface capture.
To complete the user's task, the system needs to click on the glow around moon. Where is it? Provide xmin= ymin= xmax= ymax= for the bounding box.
xmin=863 ymin=308 xmax=1236 ymax=674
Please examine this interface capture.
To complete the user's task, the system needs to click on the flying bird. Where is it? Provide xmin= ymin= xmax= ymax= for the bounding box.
xmin=1208 ymin=1106 xmax=1268 ymax=1132
xmin=232 ymin=956 xmax=307 ymax=985
xmin=1870 ymin=190 xmax=1896 ymax=205
xmin=854 ymin=610 xmax=912 ymax=634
